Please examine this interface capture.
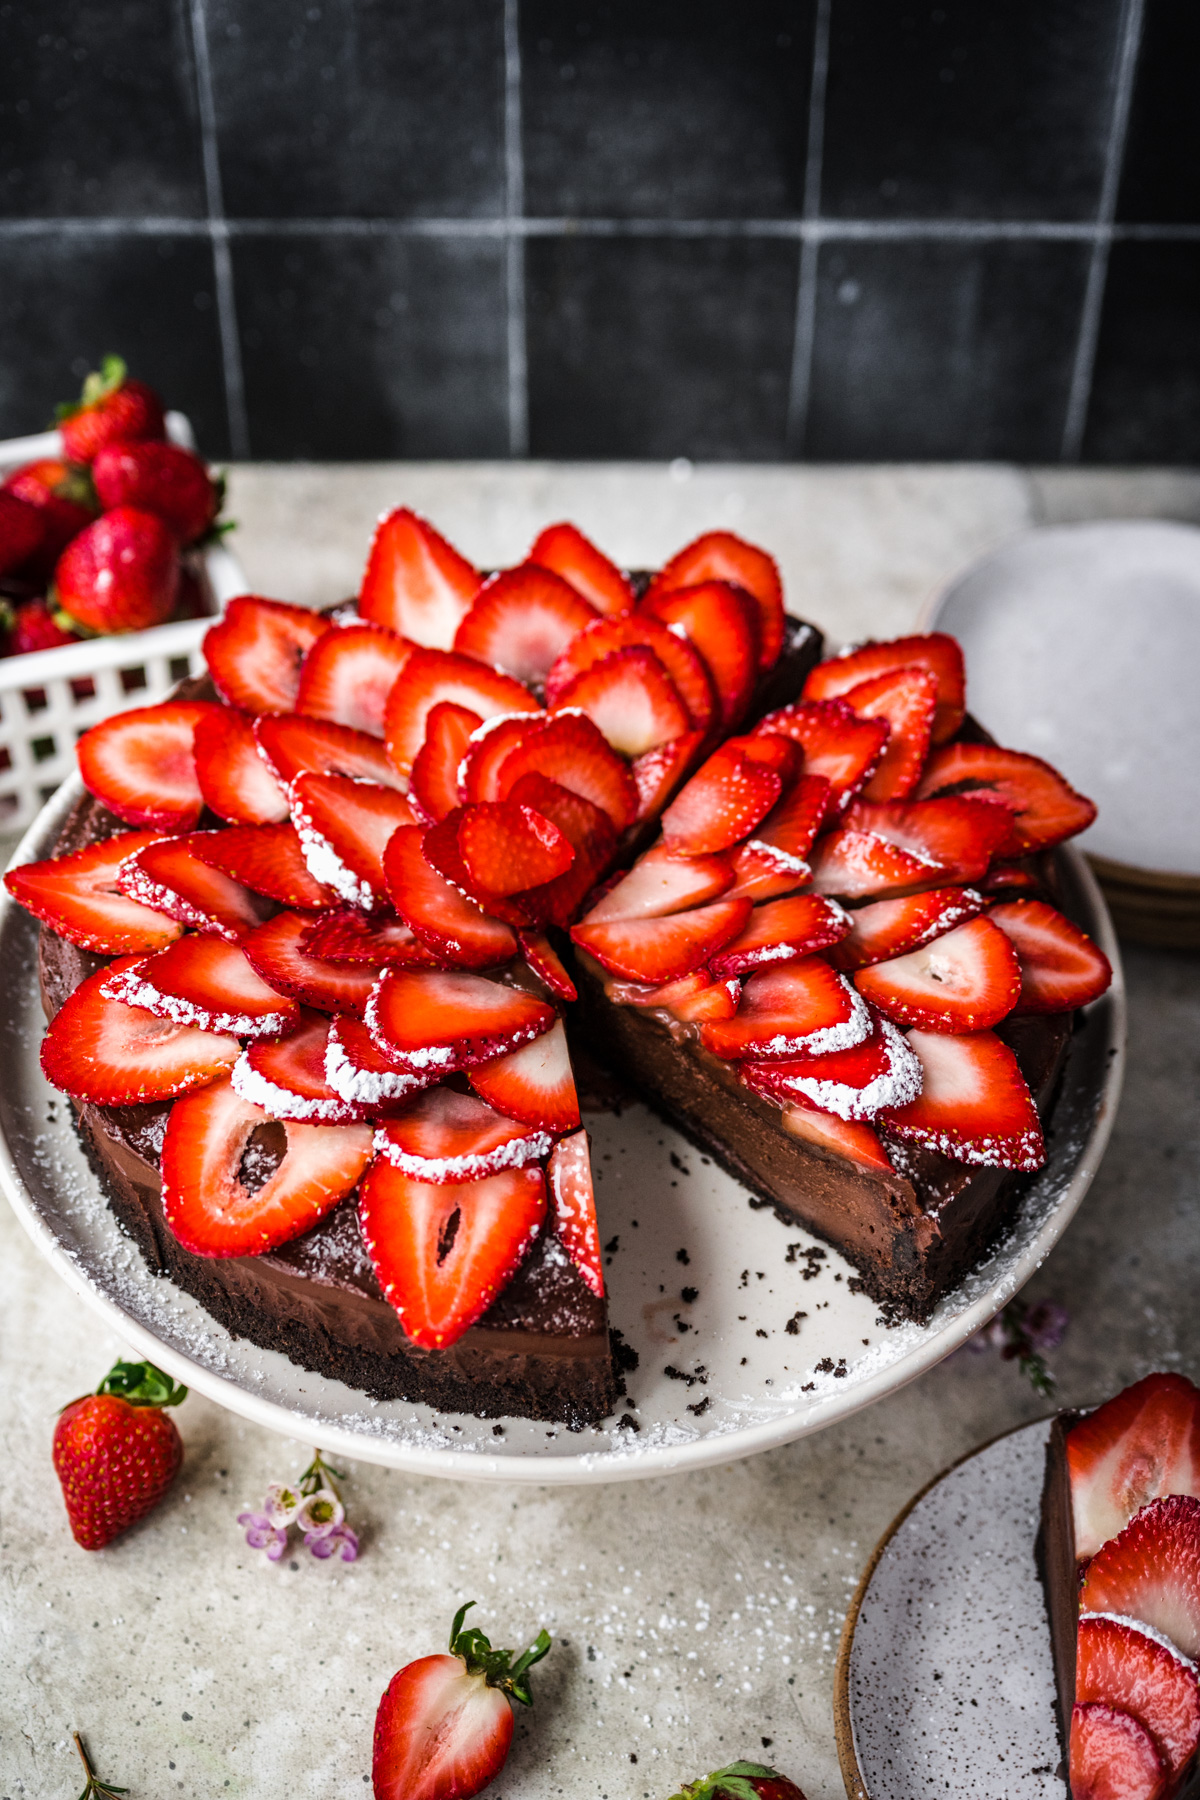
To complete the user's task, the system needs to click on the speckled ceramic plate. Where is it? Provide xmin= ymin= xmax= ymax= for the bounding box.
xmin=0 ymin=778 xmax=1123 ymax=1484
xmin=834 ymin=1417 xmax=1063 ymax=1799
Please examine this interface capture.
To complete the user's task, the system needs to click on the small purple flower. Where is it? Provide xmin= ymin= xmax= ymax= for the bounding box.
xmin=307 ymin=1522 xmax=358 ymax=1562
xmin=263 ymin=1482 xmax=303 ymax=1527
xmin=295 ymin=1488 xmax=344 ymax=1539
xmin=1021 ymin=1300 xmax=1070 ymax=1354
xmin=238 ymin=1510 xmax=290 ymax=1561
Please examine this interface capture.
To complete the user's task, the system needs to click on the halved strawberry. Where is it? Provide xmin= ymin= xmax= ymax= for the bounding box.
xmin=698 ymin=958 xmax=872 ymax=1060
xmin=529 ymin=521 xmax=633 ymax=616
xmin=290 ymin=772 xmax=418 ymax=910
xmin=300 ymin=907 xmax=438 ymax=968
xmin=502 ymin=773 xmax=619 ymax=927
xmin=324 ymin=1014 xmax=432 ymax=1107
xmin=456 ymin=712 xmax=544 ymax=804
xmin=375 ymin=1088 xmax=553 ymax=1182
xmin=608 ymin=968 xmax=742 ymax=1024
xmin=203 ymin=596 xmax=331 ymax=715
xmin=726 ymin=774 xmax=833 ymax=902
xmin=640 ymin=580 xmax=759 ymax=728
xmin=1077 ymin=1613 xmax=1200 ymax=1786
xmin=453 ymin=563 xmax=598 ymax=687
xmin=775 ymin=1096 xmax=896 ymax=1173
xmin=1081 ymin=1497 xmax=1200 ymax=1659
xmin=988 ymin=898 xmax=1112 ymax=1014
xmin=572 ymin=896 xmax=750 ymax=985
xmin=295 ymin=621 xmax=414 ymax=736
xmin=41 ymin=955 xmax=239 ymax=1104
xmin=468 ymin=1017 xmax=580 ymax=1132
xmin=643 ymin=530 xmax=785 ymax=670
xmin=161 ymin=1075 xmax=373 ymax=1257
xmin=660 ymin=740 xmax=784 ymax=855
xmin=740 ymin=1016 xmax=923 ymax=1121
xmin=854 ymin=914 xmax=1021 ymax=1033
xmin=117 ymin=833 xmax=267 ymax=941
xmin=828 ymin=886 xmax=987 ymax=972
xmin=518 ymin=930 xmax=577 ymax=1002
xmin=629 ymin=731 xmax=706 ymax=822
xmin=709 ymin=893 xmax=850 ymax=979
xmin=581 ymin=842 xmax=734 ymax=924
xmin=384 ymin=647 xmax=541 ymax=775
xmin=104 ymin=934 xmax=299 ymax=1038
xmin=550 ymin=645 xmax=691 ymax=758
xmin=879 ymin=1028 xmax=1044 ymax=1169
xmin=242 ymin=910 xmax=382 ymax=1014
xmin=917 ymin=741 xmax=1097 ymax=853
xmin=76 ymin=700 xmax=222 ymax=832
xmin=844 ymin=667 xmax=938 ymax=802
xmin=1069 ymin=1702 xmax=1167 ymax=1800
xmin=803 ymin=632 xmax=966 ymax=744
xmin=192 ymin=706 xmax=290 ymax=826
xmin=456 ymin=800 xmax=575 ymax=898
xmin=191 ymin=822 xmax=335 ymax=910
xmin=358 ymin=508 xmax=480 ymax=648
xmin=366 ymin=968 xmax=555 ymax=1074
xmin=384 ymin=825 xmax=518 ymax=968
xmin=545 ymin=613 xmax=716 ymax=734
xmin=548 ymin=1129 xmax=603 ymax=1295
xmin=233 ymin=1011 xmax=366 ymax=1124
xmin=254 ymin=713 xmax=402 ymax=793
xmin=492 ymin=711 xmax=638 ymax=831
xmin=409 ymin=701 xmax=483 ymax=823
xmin=754 ymin=699 xmax=888 ymax=817
xmin=1068 ymin=1375 xmax=1200 ymax=1563
xmin=5 ymin=833 xmax=182 ymax=954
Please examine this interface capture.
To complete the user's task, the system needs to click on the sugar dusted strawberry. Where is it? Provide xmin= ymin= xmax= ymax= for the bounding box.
xmin=572 ymin=896 xmax=750 ymax=985
xmin=725 ymin=774 xmax=832 ymax=902
xmin=809 ymin=825 xmax=938 ymax=902
xmin=547 ymin=1126 xmax=606 ymax=1298
xmin=359 ymin=507 xmax=480 ymax=648
xmin=374 ymin=1088 xmax=554 ymax=1183
xmin=661 ymin=740 xmax=785 ymax=855
xmin=1081 ymin=1496 xmax=1200 ymax=1660
xmin=42 ymin=954 xmax=239 ymax=1103
xmin=545 ymin=613 xmax=716 ymax=734
xmin=57 ymin=356 xmax=165 ymax=463
xmin=92 ymin=440 xmax=219 ymax=545
xmin=76 ymin=698 xmax=220 ymax=832
xmin=644 ymin=529 xmax=785 ymax=670
xmin=453 ymin=562 xmax=599 ymax=687
xmin=1076 ymin=1613 xmax=1200 ymax=1786
xmin=384 ymin=646 xmax=540 ymax=775
xmin=742 ymin=1014 xmax=922 ymax=1121
xmin=1069 ymin=1702 xmax=1167 ymax=1800
xmin=1068 ymin=1374 xmax=1200 ymax=1563
xmin=5 ymin=832 xmax=182 ymax=954
xmin=517 ymin=929 xmax=577 ymax=1001
xmin=55 ymin=505 xmax=179 ymax=633
xmin=191 ymin=821 xmax=335 ymax=911
xmin=410 ymin=700 xmax=483 ymax=822
xmin=104 ymin=934 xmax=298 ymax=1038
xmin=192 ymin=706 xmax=290 ymax=826
xmin=367 ymin=967 xmax=556 ymax=1075
xmin=324 ymin=1015 xmax=433 ymax=1108
xmin=666 ymin=1758 xmax=810 ymax=1800
xmin=708 ymin=893 xmax=850 ymax=979
xmin=117 ymin=832 xmax=267 ymax=941
xmin=917 ymin=740 xmax=1097 ymax=853
xmin=698 ymin=958 xmax=872 ymax=1061
xmin=812 ymin=797 xmax=1012 ymax=900
xmin=803 ymin=632 xmax=966 ymax=744
xmin=469 ymin=1017 xmax=580 ymax=1133
xmin=755 ymin=699 xmax=888 ymax=818
xmin=456 ymin=800 xmax=575 ymax=898
xmin=988 ymin=898 xmax=1112 ymax=1014
xmin=529 ymin=521 xmax=633 ymax=616
xmin=828 ymin=886 xmax=986 ymax=972
xmin=775 ymin=1101 xmax=895 ymax=1174
xmin=242 ymin=910 xmax=383 ymax=1013
xmin=457 ymin=712 xmax=545 ymax=804
xmin=844 ymin=666 xmax=938 ymax=801
xmin=255 ymin=712 xmax=403 ymax=793
xmin=0 ymin=488 xmax=46 ymax=576
xmin=384 ymin=825 xmax=518 ymax=968
xmin=640 ymin=580 xmax=759 ymax=728
xmin=492 ymin=711 xmax=639 ymax=832
xmin=880 ymin=1028 xmax=1044 ymax=1169
xmin=550 ymin=644 xmax=692 ymax=757
xmin=290 ymin=772 xmax=418 ymax=911
xmin=629 ymin=730 xmax=706 ymax=822
xmin=854 ymin=914 xmax=1021 ymax=1033
xmin=233 ymin=1011 xmax=367 ymax=1124
xmin=581 ymin=842 xmax=734 ymax=924
xmin=53 ymin=1358 xmax=186 ymax=1550
xmin=203 ymin=595 xmax=331 ymax=715
xmin=300 ymin=908 xmax=437 ymax=969
xmin=296 ymin=621 xmax=414 ymax=736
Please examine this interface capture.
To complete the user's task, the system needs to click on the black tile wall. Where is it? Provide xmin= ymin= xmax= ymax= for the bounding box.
xmin=1084 ymin=243 xmax=1200 ymax=463
xmin=1116 ymin=0 xmax=1200 ymax=225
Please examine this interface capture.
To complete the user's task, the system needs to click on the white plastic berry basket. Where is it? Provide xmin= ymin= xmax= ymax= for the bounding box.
xmin=0 ymin=412 xmax=248 ymax=832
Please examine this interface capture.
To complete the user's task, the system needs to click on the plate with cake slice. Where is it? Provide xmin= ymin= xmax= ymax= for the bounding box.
xmin=0 ymin=514 xmax=1124 ymax=1480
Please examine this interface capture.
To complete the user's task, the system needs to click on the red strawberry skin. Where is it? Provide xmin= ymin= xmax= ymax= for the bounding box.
xmin=9 ymin=599 xmax=80 ymax=654
xmin=92 ymin=440 xmax=219 ymax=545
xmin=0 ymin=489 xmax=47 ymax=577
xmin=58 ymin=362 xmax=166 ymax=464
xmin=1080 ymin=1495 xmax=1200 ymax=1660
xmin=52 ymin=1392 xmax=182 ymax=1549
xmin=1068 ymin=1373 xmax=1200 ymax=1562
xmin=56 ymin=505 xmax=179 ymax=633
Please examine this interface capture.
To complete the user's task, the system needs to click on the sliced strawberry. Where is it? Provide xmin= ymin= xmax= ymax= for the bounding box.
xmin=607 ymin=968 xmax=742 ymax=1024
xmin=254 ymin=713 xmax=402 ymax=793
xmin=117 ymin=833 xmax=267 ymax=941
xmin=811 ymin=797 xmax=1012 ymax=900
xmin=740 ymin=1016 xmax=923 ymax=1121
xmin=384 ymin=825 xmax=518 ymax=968
xmin=375 ymin=1087 xmax=553 ymax=1182
xmin=643 ymin=530 xmax=785 ymax=670
xmin=845 ymin=667 xmax=938 ymax=802
xmin=548 ymin=1129 xmax=604 ymax=1295
xmin=988 ymin=898 xmax=1113 ymax=1014
xmin=1069 ymin=1702 xmax=1168 ymax=1800
xmin=324 ymin=1014 xmax=432 ymax=1107
xmin=468 ymin=1017 xmax=580 ymax=1133
xmin=358 ymin=508 xmax=481 ymax=648
xmin=191 ymin=822 xmax=335 ymax=911
xmin=879 ymin=1028 xmax=1044 ymax=1169
xmin=456 ymin=711 xmax=545 ymax=804
xmin=572 ymin=896 xmax=750 ymax=985
xmin=103 ymin=935 xmax=299 ymax=1038
xmin=5 ymin=833 xmax=182 ymax=954
xmin=359 ymin=1160 xmax=545 ymax=1347
xmin=456 ymin=800 xmax=574 ymax=898
xmin=726 ymin=774 xmax=833 ymax=902
xmin=529 ymin=522 xmax=634 ymax=617
xmin=581 ymin=842 xmax=734 ymax=924
xmin=492 ymin=711 xmax=638 ymax=831
xmin=545 ymin=613 xmax=716 ymax=734
xmin=550 ymin=645 xmax=691 ymax=758
xmin=366 ymin=967 xmax=555 ymax=1074
xmin=660 ymin=740 xmax=784 ymax=855
xmin=698 ymin=958 xmax=872 ymax=1060
xmin=409 ymin=700 xmax=483 ymax=823
xmin=41 ymin=955 xmax=239 ymax=1104
xmin=192 ymin=706 xmax=290 ymax=826
xmin=1081 ymin=1497 xmax=1200 ymax=1660
xmin=233 ymin=1011 xmax=366 ymax=1124
xmin=384 ymin=647 xmax=540 ymax=775
xmin=76 ymin=699 xmax=222 ymax=832
xmin=1068 ymin=1375 xmax=1200 ymax=1563
xmin=290 ymin=772 xmax=418 ymax=911
xmin=803 ymin=632 xmax=966 ymax=744
xmin=518 ymin=929 xmax=577 ymax=1002
xmin=809 ymin=827 xmax=939 ymax=902
xmin=162 ymin=1075 xmax=373 ymax=1257
xmin=300 ymin=907 xmax=438 ymax=968
xmin=453 ymin=562 xmax=598 ymax=687
xmin=242 ymin=910 xmax=382 ymax=1014
xmin=754 ymin=699 xmax=888 ymax=817
xmin=502 ymin=773 xmax=619 ymax=927
xmin=828 ymin=886 xmax=987 ymax=972
xmin=629 ymin=731 xmax=706 ymax=822
xmin=980 ymin=858 xmax=1044 ymax=896
xmin=203 ymin=595 xmax=331 ymax=715
xmin=295 ymin=622 xmax=414 ymax=736
xmin=709 ymin=893 xmax=850 ymax=979
xmin=773 ymin=1096 xmax=896 ymax=1173
xmin=740 ymin=731 xmax=803 ymax=783
xmin=917 ymin=740 xmax=1097 ymax=853
xmin=1077 ymin=1613 xmax=1200 ymax=1785
xmin=854 ymin=914 xmax=1021 ymax=1033
xmin=640 ymin=580 xmax=759 ymax=728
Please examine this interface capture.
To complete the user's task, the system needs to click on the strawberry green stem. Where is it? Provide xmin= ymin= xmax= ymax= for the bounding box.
xmin=95 ymin=1359 xmax=188 ymax=1408
xmin=447 ymin=1601 xmax=553 ymax=1708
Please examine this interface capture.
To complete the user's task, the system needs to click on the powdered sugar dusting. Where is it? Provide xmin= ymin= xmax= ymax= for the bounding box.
xmin=231 ymin=1050 xmax=360 ymax=1123
xmin=292 ymin=809 xmax=376 ymax=911
xmin=372 ymin=1123 xmax=554 ymax=1182
xmin=101 ymin=966 xmax=292 ymax=1039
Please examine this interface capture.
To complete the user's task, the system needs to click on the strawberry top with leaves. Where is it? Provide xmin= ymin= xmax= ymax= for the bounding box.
xmin=52 ymin=1358 xmax=187 ymax=1550
xmin=667 ymin=1761 xmax=809 ymax=1800
xmin=57 ymin=355 xmax=166 ymax=464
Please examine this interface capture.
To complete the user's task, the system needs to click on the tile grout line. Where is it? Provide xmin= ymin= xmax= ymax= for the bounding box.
xmin=1060 ymin=0 xmax=1145 ymax=462
xmin=503 ymin=0 xmax=529 ymax=459
xmin=786 ymin=0 xmax=832 ymax=455
xmin=188 ymin=0 xmax=251 ymax=459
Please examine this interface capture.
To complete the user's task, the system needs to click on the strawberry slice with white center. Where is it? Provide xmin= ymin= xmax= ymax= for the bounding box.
xmin=548 ymin=1129 xmax=604 ymax=1295
xmin=775 ymin=1095 xmax=896 ymax=1172
xmin=629 ymin=730 xmax=706 ymax=822
xmin=879 ymin=1027 xmax=1044 ymax=1169
xmin=384 ymin=825 xmax=518 ymax=968
xmin=698 ymin=957 xmax=872 ymax=1060
xmin=642 ymin=529 xmax=785 ymax=670
xmin=324 ymin=1014 xmax=432 ymax=1107
xmin=290 ymin=771 xmax=419 ymax=911
xmin=1077 ymin=1613 xmax=1200 ymax=1787
xmin=607 ymin=968 xmax=742 ymax=1024
xmin=117 ymin=833 xmax=268 ymax=941
xmin=492 ymin=711 xmax=639 ymax=831
xmin=367 ymin=967 xmax=556 ymax=1075
xmin=193 ymin=706 xmax=290 ymax=826
xmin=456 ymin=712 xmax=545 ymax=804
xmin=572 ymin=896 xmax=750 ymax=985
xmin=1069 ymin=1702 xmax=1168 ymax=1800
xmin=161 ymin=1074 xmax=373 ymax=1257
xmin=640 ymin=580 xmax=759 ymax=728
xmin=917 ymin=740 xmax=1098 ymax=853
xmin=550 ymin=644 xmax=691 ymax=758
xmin=740 ymin=1015 xmax=922 ymax=1120
xmin=41 ymin=955 xmax=239 ymax=1104
xmin=988 ymin=898 xmax=1113 ymax=1013
xmin=725 ymin=774 xmax=833 ymax=902
xmin=456 ymin=800 xmax=575 ymax=898
xmin=358 ymin=507 xmax=480 ymax=648
xmin=295 ymin=621 xmax=414 ymax=736
xmin=374 ymin=1088 xmax=554 ymax=1182
xmin=358 ymin=1160 xmax=547 ymax=1347
xmin=809 ymin=826 xmax=939 ymax=902
xmin=233 ymin=1010 xmax=366 ymax=1123
xmin=1081 ymin=1496 xmax=1200 ymax=1659
xmin=5 ymin=833 xmax=182 ymax=954
xmin=754 ymin=699 xmax=888 ymax=817
xmin=453 ymin=563 xmax=599 ymax=686
xmin=1068 ymin=1374 xmax=1200 ymax=1562
xmin=828 ymin=885 xmax=987 ymax=972
xmin=254 ymin=713 xmax=403 ymax=793
xmin=242 ymin=910 xmax=382 ymax=1013
xmin=709 ymin=892 xmax=850 ymax=979
xmin=410 ymin=700 xmax=483 ymax=823
xmin=203 ymin=595 xmax=331 ymax=715
xmin=803 ymin=632 xmax=966 ymax=744
xmin=660 ymin=739 xmax=785 ymax=855
xmin=529 ymin=521 xmax=634 ymax=617
xmin=77 ymin=699 xmax=223 ymax=832
xmin=502 ymin=773 xmax=619 ymax=927
xmin=854 ymin=914 xmax=1021 ymax=1033
xmin=545 ymin=614 xmax=716 ymax=734
xmin=190 ymin=822 xmax=336 ymax=910
xmin=517 ymin=929 xmax=577 ymax=1001
xmin=384 ymin=647 xmax=541 ymax=776
xmin=844 ymin=666 xmax=938 ymax=802
xmin=103 ymin=934 xmax=299 ymax=1037
xmin=300 ymin=907 xmax=438 ymax=968
xmin=581 ymin=842 xmax=735 ymax=924
xmin=815 ymin=796 xmax=1013 ymax=898
xmin=468 ymin=1017 xmax=580 ymax=1132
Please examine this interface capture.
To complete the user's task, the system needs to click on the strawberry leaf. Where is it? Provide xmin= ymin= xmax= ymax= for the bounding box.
xmin=95 ymin=1359 xmax=188 ymax=1408
xmin=448 ymin=1600 xmax=553 ymax=1706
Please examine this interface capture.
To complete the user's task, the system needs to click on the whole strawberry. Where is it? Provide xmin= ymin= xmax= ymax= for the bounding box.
xmin=10 ymin=599 xmax=80 ymax=655
xmin=53 ymin=1358 xmax=187 ymax=1549
xmin=668 ymin=1763 xmax=809 ymax=1800
xmin=56 ymin=505 xmax=180 ymax=633
xmin=3 ymin=458 xmax=96 ymax=567
xmin=0 ymin=488 xmax=46 ymax=577
xmin=93 ymin=440 xmax=220 ymax=546
xmin=373 ymin=1601 xmax=552 ymax=1800
xmin=57 ymin=355 xmax=166 ymax=465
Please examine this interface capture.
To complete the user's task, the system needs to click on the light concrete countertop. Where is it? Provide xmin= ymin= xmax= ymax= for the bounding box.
xmin=3 ymin=464 xmax=1198 ymax=1800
